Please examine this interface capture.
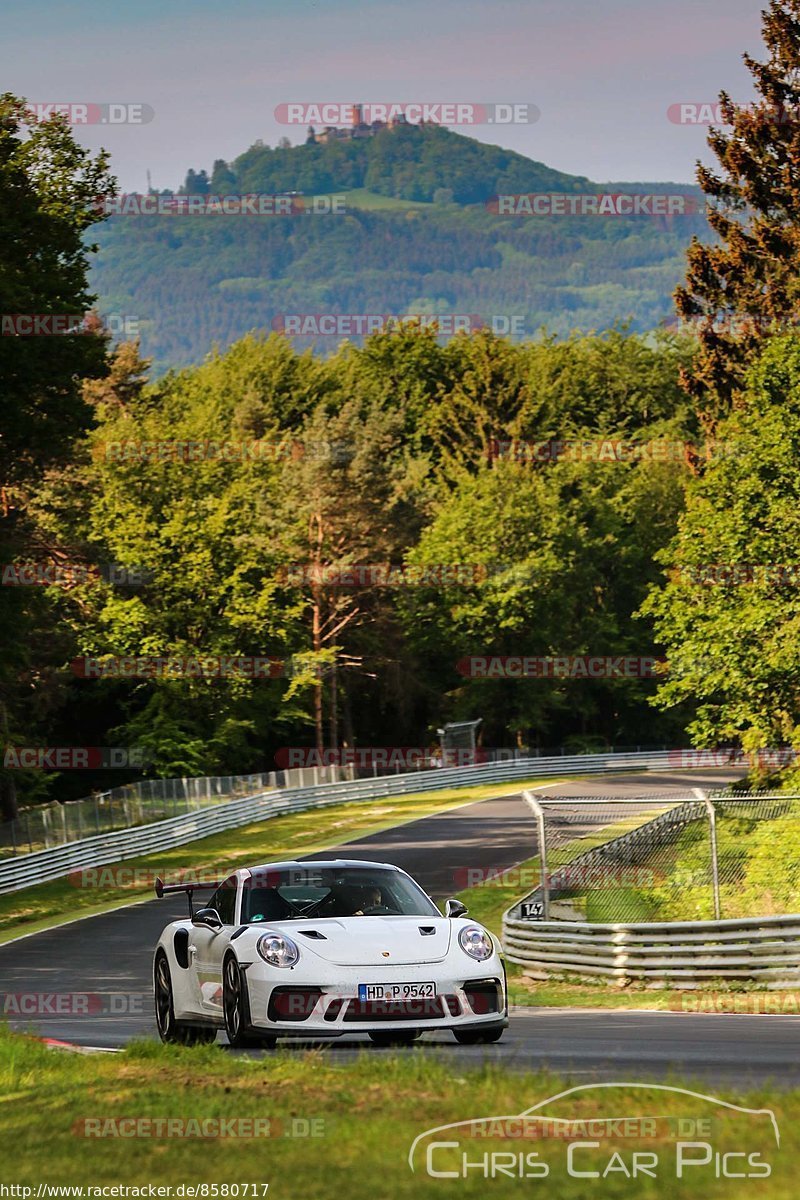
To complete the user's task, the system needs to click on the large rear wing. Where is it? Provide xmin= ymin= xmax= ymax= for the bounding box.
xmin=154 ymin=876 xmax=221 ymax=918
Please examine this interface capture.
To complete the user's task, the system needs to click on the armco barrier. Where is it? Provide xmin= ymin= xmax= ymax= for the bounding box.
xmin=0 ymin=749 xmax=726 ymax=895
xmin=501 ymin=912 xmax=800 ymax=988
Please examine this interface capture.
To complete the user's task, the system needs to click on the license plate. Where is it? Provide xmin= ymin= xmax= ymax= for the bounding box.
xmin=358 ymin=981 xmax=436 ymax=1001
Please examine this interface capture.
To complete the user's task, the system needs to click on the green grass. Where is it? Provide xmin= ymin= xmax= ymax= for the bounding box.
xmin=343 ymin=188 xmax=433 ymax=210
xmin=507 ymin=976 xmax=800 ymax=1011
xmin=0 ymin=777 xmax=558 ymax=944
xmin=629 ymin=804 xmax=800 ymax=922
xmin=0 ymin=1026 xmax=793 ymax=1197
xmin=509 ymin=977 xmax=681 ymax=1009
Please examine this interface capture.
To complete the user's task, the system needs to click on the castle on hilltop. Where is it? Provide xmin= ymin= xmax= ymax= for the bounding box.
xmin=307 ymin=104 xmax=413 ymax=145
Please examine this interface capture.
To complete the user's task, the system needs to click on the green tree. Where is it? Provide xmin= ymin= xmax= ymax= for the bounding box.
xmin=210 ymin=159 xmax=237 ymax=194
xmin=0 ymin=95 xmax=114 ymax=818
xmin=675 ymin=0 xmax=800 ymax=423
xmin=642 ymin=335 xmax=800 ymax=756
xmin=401 ymin=448 xmax=689 ymax=750
xmin=275 ymin=397 xmax=423 ymax=752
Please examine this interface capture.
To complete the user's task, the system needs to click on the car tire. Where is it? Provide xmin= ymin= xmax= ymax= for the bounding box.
xmin=222 ymin=953 xmax=276 ymax=1049
xmin=368 ymin=1030 xmax=423 ymax=1047
xmin=453 ymin=1026 xmax=505 ymax=1045
xmin=154 ymin=950 xmax=213 ymax=1045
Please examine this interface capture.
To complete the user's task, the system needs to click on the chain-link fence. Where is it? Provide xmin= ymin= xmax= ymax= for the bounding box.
xmin=0 ymin=758 xmax=442 ymax=860
xmin=516 ymin=790 xmax=800 ymax=923
xmin=0 ymin=756 xmax=455 ymax=860
xmin=0 ymin=773 xmax=277 ymax=859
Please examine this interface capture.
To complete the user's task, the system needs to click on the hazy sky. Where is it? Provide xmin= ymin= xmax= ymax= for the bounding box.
xmin=3 ymin=0 xmax=766 ymax=191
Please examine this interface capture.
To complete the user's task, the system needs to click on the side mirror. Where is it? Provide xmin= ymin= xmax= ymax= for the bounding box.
xmin=192 ymin=907 xmax=223 ymax=931
xmin=444 ymin=898 xmax=468 ymax=919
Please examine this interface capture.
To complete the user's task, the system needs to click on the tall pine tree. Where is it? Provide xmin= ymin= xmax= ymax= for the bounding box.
xmin=676 ymin=0 xmax=800 ymax=424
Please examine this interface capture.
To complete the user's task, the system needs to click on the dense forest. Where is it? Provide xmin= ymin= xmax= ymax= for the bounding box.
xmin=1 ymin=320 xmax=703 ymax=811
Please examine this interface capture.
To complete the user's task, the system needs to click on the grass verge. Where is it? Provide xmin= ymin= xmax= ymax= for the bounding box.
xmin=0 ymin=1026 xmax=792 ymax=1198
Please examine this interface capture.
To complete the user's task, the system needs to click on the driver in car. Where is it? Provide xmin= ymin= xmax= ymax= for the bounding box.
xmin=352 ymin=886 xmax=383 ymax=915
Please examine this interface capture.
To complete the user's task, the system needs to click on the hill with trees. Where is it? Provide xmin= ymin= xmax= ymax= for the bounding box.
xmin=90 ymin=124 xmax=707 ymax=372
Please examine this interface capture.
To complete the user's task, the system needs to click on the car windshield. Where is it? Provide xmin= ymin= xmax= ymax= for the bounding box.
xmin=241 ymin=866 xmax=440 ymax=922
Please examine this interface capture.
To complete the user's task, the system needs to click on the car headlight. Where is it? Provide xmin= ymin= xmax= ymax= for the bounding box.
xmin=256 ymin=931 xmax=300 ymax=968
xmin=458 ymin=925 xmax=494 ymax=961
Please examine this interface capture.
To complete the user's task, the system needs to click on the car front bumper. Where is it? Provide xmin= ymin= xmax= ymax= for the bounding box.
xmin=244 ymin=962 xmax=508 ymax=1035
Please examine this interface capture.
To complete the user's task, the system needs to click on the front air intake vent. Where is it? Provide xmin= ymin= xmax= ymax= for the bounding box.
xmin=299 ymin=929 xmax=327 ymax=940
xmin=463 ymin=978 xmax=502 ymax=1015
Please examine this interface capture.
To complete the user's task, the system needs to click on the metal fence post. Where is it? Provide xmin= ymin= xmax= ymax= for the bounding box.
xmin=522 ymin=789 xmax=549 ymax=919
xmin=693 ymin=787 xmax=720 ymax=920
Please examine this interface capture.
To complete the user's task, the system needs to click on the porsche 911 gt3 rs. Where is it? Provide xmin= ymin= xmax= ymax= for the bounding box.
xmin=152 ymin=859 xmax=508 ymax=1047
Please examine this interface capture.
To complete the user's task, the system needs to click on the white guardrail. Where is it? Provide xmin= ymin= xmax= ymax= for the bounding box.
xmin=501 ymin=913 xmax=800 ymax=988
xmin=0 ymin=749 xmax=689 ymax=894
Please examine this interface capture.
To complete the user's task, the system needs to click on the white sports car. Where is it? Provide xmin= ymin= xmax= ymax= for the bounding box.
xmin=153 ymin=859 xmax=508 ymax=1047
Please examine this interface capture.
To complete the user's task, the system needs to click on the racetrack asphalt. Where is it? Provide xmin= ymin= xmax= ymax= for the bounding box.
xmin=5 ymin=765 xmax=796 ymax=1086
